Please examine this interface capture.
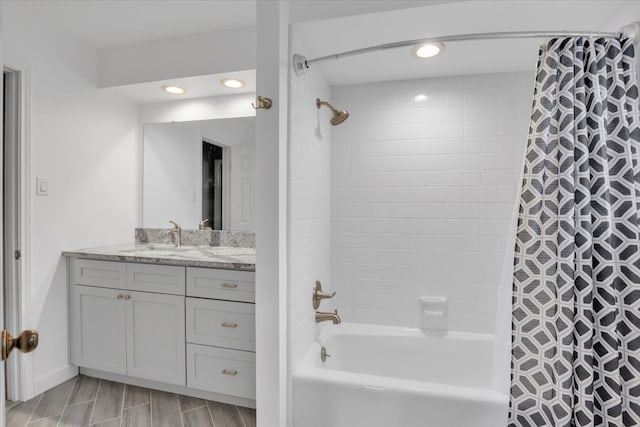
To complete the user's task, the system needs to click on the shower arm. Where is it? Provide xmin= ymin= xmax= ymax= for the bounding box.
xmin=293 ymin=25 xmax=639 ymax=76
xmin=316 ymin=99 xmax=338 ymax=115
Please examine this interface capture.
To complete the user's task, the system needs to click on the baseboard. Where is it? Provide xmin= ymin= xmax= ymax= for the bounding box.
xmin=34 ymin=365 xmax=78 ymax=395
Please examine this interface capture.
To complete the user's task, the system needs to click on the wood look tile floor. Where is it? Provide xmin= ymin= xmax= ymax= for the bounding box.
xmin=6 ymin=376 xmax=256 ymax=427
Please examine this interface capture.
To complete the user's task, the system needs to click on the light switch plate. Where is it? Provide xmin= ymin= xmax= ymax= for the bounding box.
xmin=36 ymin=177 xmax=49 ymax=196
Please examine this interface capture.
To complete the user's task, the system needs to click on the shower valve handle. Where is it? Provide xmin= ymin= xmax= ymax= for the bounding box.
xmin=312 ymin=280 xmax=336 ymax=309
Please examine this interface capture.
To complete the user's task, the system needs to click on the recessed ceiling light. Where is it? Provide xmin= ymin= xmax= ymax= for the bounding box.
xmin=220 ymin=78 xmax=246 ymax=89
xmin=161 ymin=85 xmax=186 ymax=95
xmin=414 ymin=93 xmax=430 ymax=103
xmin=412 ymin=42 xmax=445 ymax=59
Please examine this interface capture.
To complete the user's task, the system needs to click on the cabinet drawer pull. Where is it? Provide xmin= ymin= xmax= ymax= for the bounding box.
xmin=117 ymin=294 xmax=124 ymax=300
xmin=221 ymin=283 xmax=238 ymax=289
xmin=221 ymin=322 xmax=238 ymax=328
xmin=222 ymin=369 xmax=238 ymax=376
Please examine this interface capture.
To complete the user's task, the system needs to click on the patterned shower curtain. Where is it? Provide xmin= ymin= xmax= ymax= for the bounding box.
xmin=509 ymin=36 xmax=640 ymax=426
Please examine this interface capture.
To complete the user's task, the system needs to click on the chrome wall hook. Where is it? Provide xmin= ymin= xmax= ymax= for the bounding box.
xmin=251 ymin=96 xmax=272 ymax=110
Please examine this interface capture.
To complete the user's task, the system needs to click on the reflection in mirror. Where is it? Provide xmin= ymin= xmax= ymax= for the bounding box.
xmin=143 ymin=117 xmax=255 ymax=230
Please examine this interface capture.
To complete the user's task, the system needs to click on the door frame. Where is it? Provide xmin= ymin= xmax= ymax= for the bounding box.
xmin=199 ymin=138 xmax=231 ymax=231
xmin=3 ymin=62 xmax=34 ymax=402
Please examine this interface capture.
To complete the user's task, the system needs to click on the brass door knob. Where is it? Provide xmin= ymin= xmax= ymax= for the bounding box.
xmin=2 ymin=329 xmax=39 ymax=361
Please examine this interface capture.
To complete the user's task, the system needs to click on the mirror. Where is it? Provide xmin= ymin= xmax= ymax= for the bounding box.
xmin=142 ymin=117 xmax=255 ymax=230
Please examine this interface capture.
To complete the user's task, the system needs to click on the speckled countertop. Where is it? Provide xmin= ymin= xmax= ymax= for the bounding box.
xmin=62 ymin=243 xmax=255 ymax=271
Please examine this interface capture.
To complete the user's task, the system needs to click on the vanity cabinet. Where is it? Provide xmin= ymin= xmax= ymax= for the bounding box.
xmin=70 ymin=260 xmax=186 ymax=386
xmin=68 ymin=257 xmax=256 ymax=403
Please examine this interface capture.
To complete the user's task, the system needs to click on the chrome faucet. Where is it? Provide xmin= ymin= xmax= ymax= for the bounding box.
xmin=199 ymin=218 xmax=210 ymax=230
xmin=165 ymin=221 xmax=182 ymax=247
xmin=316 ymin=310 xmax=341 ymax=324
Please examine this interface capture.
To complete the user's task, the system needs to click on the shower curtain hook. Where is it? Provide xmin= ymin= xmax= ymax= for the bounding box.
xmin=252 ymin=96 xmax=272 ymax=110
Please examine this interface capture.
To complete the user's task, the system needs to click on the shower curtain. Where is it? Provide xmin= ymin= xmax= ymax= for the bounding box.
xmin=509 ymin=36 xmax=640 ymax=426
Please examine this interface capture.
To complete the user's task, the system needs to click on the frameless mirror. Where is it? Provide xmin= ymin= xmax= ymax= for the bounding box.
xmin=142 ymin=117 xmax=255 ymax=231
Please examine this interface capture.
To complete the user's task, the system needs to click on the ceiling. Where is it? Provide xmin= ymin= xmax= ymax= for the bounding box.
xmin=294 ymin=1 xmax=640 ymax=86
xmin=9 ymin=0 xmax=462 ymax=103
xmin=12 ymin=0 xmax=458 ymax=50
xmin=12 ymin=0 xmax=257 ymax=49
xmin=10 ymin=1 xmax=638 ymax=102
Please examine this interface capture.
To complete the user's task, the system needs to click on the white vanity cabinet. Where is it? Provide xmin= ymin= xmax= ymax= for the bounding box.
xmin=68 ymin=257 xmax=256 ymax=405
xmin=70 ymin=259 xmax=185 ymax=386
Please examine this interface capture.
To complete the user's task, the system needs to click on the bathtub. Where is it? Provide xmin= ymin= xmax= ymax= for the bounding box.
xmin=292 ymin=323 xmax=508 ymax=427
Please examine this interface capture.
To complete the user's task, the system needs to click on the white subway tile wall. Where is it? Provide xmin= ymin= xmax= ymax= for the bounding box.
xmin=288 ymin=31 xmax=332 ymax=370
xmin=330 ymin=72 xmax=534 ymax=333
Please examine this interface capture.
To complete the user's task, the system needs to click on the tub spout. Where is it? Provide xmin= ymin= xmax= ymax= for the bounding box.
xmin=316 ymin=310 xmax=341 ymax=324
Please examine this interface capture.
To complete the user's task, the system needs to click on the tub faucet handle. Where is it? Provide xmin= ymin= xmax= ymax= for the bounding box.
xmin=313 ymin=280 xmax=336 ymax=309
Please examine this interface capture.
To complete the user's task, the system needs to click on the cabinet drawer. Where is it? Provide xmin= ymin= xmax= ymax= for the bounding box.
xmin=187 ymin=268 xmax=255 ymax=302
xmin=186 ymin=298 xmax=255 ymax=351
xmin=187 ymin=344 xmax=255 ymax=400
xmin=71 ymin=259 xmax=126 ymax=289
xmin=127 ymin=263 xmax=185 ymax=295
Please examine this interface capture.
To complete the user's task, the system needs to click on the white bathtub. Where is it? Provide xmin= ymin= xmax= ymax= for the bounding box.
xmin=292 ymin=323 xmax=508 ymax=427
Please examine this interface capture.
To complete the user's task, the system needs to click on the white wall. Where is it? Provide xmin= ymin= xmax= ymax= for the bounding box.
xmin=330 ymin=71 xmax=533 ymax=333
xmin=2 ymin=3 xmax=138 ymax=395
xmin=287 ymin=27 xmax=332 ymax=423
xmin=98 ymin=27 xmax=257 ymax=88
xmin=138 ymin=93 xmax=256 ymax=124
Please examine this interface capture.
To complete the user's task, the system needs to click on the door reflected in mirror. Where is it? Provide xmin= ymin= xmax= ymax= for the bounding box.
xmin=142 ymin=117 xmax=255 ymax=230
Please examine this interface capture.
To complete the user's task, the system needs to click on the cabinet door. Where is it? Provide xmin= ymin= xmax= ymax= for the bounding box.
xmin=71 ymin=285 xmax=127 ymax=375
xmin=125 ymin=291 xmax=185 ymax=386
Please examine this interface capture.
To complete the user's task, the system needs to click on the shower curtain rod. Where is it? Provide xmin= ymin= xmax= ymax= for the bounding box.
xmin=293 ymin=29 xmax=628 ymax=76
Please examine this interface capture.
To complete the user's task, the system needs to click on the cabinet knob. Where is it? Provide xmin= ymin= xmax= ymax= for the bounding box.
xmin=222 ymin=369 xmax=238 ymax=376
xmin=221 ymin=322 xmax=238 ymax=328
xmin=124 ymin=294 xmax=131 ymax=300
xmin=117 ymin=294 xmax=124 ymax=300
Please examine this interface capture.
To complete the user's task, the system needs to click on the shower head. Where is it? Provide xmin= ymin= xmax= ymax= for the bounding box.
xmin=316 ymin=98 xmax=349 ymax=126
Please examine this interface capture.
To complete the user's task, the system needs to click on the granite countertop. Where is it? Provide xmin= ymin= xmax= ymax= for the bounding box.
xmin=62 ymin=243 xmax=255 ymax=271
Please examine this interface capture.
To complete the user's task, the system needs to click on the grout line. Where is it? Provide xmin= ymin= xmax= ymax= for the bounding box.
xmin=90 ymin=415 xmax=121 ymax=426
xmin=65 ymin=398 xmax=97 ymax=408
xmin=122 ymin=387 xmax=151 ymax=410
xmin=24 ymin=393 xmax=44 ymax=425
xmin=88 ymin=378 xmax=103 ymax=426
xmin=26 ymin=414 xmax=60 ymax=427
xmin=121 ymin=401 xmax=149 ymax=411
xmin=177 ymin=394 xmax=184 ymax=427
xmin=205 ymin=403 xmax=215 ymax=427
xmin=181 ymin=405 xmax=208 ymax=414
xmin=53 ymin=375 xmax=79 ymax=427
xmin=118 ymin=383 xmax=125 ymax=426
xmin=234 ymin=405 xmax=247 ymax=427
